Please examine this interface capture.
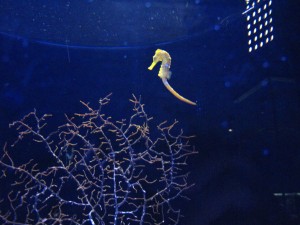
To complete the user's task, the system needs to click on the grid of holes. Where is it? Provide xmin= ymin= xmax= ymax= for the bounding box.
xmin=246 ymin=0 xmax=274 ymax=52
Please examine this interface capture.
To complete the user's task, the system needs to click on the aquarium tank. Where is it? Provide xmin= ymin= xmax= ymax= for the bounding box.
xmin=0 ymin=0 xmax=299 ymax=224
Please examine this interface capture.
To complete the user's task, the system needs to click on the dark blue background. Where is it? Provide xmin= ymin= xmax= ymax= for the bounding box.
xmin=0 ymin=0 xmax=299 ymax=224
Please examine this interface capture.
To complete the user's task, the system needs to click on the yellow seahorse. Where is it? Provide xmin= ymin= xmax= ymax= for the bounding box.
xmin=148 ymin=49 xmax=197 ymax=106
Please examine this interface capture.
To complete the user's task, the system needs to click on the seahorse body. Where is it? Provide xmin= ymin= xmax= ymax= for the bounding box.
xmin=148 ymin=49 xmax=197 ymax=106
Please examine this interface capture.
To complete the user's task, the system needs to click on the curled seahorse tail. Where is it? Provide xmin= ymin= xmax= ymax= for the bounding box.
xmin=162 ymin=78 xmax=197 ymax=106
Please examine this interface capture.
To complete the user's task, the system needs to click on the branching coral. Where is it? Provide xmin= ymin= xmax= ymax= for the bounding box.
xmin=0 ymin=94 xmax=197 ymax=225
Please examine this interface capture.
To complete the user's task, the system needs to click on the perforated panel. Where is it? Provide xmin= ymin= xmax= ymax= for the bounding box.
xmin=244 ymin=0 xmax=274 ymax=52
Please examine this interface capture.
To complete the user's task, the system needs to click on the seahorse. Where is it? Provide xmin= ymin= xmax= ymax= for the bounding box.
xmin=148 ymin=49 xmax=197 ymax=106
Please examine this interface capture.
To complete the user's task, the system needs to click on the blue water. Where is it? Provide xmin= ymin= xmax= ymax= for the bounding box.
xmin=0 ymin=1 xmax=299 ymax=224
